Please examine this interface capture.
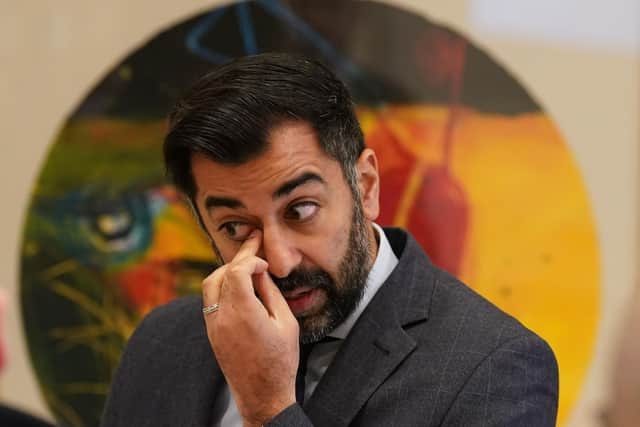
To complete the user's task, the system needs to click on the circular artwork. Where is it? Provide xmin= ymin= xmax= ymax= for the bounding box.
xmin=20 ymin=1 xmax=599 ymax=425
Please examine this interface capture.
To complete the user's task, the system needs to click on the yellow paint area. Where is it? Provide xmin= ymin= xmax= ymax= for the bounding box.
xmin=359 ymin=105 xmax=600 ymax=426
xmin=144 ymin=192 xmax=214 ymax=265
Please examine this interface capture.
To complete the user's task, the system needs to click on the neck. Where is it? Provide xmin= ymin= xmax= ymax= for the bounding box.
xmin=367 ymin=222 xmax=380 ymax=271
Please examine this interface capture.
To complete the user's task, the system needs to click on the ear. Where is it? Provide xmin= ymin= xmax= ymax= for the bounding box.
xmin=355 ymin=148 xmax=380 ymax=221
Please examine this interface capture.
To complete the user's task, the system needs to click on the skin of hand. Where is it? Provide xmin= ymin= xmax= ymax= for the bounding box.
xmin=202 ymin=229 xmax=300 ymax=426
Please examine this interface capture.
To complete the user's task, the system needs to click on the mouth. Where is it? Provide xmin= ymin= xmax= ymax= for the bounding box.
xmin=282 ymin=286 xmax=324 ymax=316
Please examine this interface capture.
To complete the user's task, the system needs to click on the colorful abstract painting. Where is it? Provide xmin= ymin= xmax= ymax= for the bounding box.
xmin=19 ymin=1 xmax=599 ymax=425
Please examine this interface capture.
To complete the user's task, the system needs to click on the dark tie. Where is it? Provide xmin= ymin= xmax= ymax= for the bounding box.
xmin=295 ymin=343 xmax=314 ymax=404
xmin=295 ymin=337 xmax=340 ymax=404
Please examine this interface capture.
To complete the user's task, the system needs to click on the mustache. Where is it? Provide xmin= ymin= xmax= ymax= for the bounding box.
xmin=271 ymin=268 xmax=333 ymax=293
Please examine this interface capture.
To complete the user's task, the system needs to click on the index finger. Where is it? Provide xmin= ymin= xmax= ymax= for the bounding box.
xmin=232 ymin=229 xmax=262 ymax=262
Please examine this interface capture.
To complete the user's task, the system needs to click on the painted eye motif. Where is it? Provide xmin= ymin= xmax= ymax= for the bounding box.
xmin=219 ymin=222 xmax=254 ymax=241
xmin=38 ymin=190 xmax=155 ymax=268
xmin=94 ymin=210 xmax=133 ymax=241
xmin=79 ymin=192 xmax=152 ymax=255
xmin=285 ymin=202 xmax=318 ymax=221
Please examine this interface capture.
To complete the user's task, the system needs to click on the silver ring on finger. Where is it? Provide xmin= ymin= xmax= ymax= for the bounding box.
xmin=202 ymin=303 xmax=220 ymax=315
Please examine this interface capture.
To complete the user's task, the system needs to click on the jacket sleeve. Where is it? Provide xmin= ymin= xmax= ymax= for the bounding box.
xmin=441 ymin=333 xmax=559 ymax=426
xmin=265 ymin=403 xmax=314 ymax=427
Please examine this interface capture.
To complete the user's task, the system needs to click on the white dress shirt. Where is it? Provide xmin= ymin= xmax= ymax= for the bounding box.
xmin=216 ymin=223 xmax=399 ymax=426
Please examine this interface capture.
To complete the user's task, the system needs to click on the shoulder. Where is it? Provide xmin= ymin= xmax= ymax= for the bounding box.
xmin=429 ymin=267 xmax=550 ymax=352
xmin=128 ymin=295 xmax=206 ymax=348
xmin=404 ymin=261 xmax=557 ymax=372
xmin=102 ymin=296 xmax=215 ymax=426
xmin=432 ymin=271 xmax=558 ymax=424
xmin=426 ymin=268 xmax=557 ymax=404
xmin=404 ymin=266 xmax=558 ymax=424
xmin=384 ymin=227 xmax=553 ymax=356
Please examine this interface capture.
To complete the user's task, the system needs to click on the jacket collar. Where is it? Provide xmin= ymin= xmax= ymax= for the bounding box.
xmin=304 ymin=227 xmax=436 ymax=426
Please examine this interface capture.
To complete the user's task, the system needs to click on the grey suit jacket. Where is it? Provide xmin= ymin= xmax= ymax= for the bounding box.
xmin=101 ymin=228 xmax=558 ymax=426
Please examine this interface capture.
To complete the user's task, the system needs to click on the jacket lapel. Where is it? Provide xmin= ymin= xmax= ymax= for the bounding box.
xmin=304 ymin=228 xmax=436 ymax=426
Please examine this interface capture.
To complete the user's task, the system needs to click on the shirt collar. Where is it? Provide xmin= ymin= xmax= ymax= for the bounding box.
xmin=328 ymin=223 xmax=399 ymax=339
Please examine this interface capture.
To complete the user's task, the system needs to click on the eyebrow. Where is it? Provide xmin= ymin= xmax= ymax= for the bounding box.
xmin=204 ymin=196 xmax=244 ymax=211
xmin=203 ymin=172 xmax=326 ymax=213
xmin=273 ymin=172 xmax=326 ymax=199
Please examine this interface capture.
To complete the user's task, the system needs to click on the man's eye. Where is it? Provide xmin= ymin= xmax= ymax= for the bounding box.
xmin=218 ymin=222 xmax=254 ymax=241
xmin=285 ymin=202 xmax=318 ymax=221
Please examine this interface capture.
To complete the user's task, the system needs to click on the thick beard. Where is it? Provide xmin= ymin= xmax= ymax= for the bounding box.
xmin=278 ymin=200 xmax=371 ymax=344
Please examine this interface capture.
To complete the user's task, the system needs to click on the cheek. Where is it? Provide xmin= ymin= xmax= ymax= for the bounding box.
xmin=319 ymin=222 xmax=351 ymax=270
xmin=335 ymin=222 xmax=351 ymax=251
xmin=319 ymin=199 xmax=354 ymax=267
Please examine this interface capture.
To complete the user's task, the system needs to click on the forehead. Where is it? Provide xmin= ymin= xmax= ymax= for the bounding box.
xmin=191 ymin=121 xmax=342 ymax=199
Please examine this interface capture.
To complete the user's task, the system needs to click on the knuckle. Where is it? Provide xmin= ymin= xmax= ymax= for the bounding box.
xmin=203 ymin=266 xmax=225 ymax=285
xmin=202 ymin=277 xmax=214 ymax=289
xmin=227 ymin=264 xmax=245 ymax=278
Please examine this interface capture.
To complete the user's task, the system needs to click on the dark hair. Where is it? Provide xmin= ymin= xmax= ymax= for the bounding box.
xmin=163 ymin=52 xmax=365 ymax=204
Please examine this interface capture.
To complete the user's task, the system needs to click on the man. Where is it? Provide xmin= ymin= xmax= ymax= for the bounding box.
xmin=101 ymin=53 xmax=558 ymax=426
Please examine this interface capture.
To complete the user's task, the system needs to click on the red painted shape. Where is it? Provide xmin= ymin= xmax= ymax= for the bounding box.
xmin=116 ymin=261 xmax=177 ymax=313
xmin=366 ymin=115 xmax=416 ymax=225
xmin=377 ymin=167 xmax=412 ymax=225
xmin=408 ymin=166 xmax=469 ymax=276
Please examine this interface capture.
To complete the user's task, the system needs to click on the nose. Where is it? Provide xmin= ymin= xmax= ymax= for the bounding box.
xmin=260 ymin=225 xmax=301 ymax=279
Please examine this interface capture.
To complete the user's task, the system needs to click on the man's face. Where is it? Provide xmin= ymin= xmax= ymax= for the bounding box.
xmin=191 ymin=121 xmax=380 ymax=342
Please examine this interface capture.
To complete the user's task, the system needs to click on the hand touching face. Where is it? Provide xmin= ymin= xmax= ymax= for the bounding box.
xmin=202 ymin=229 xmax=299 ymax=426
